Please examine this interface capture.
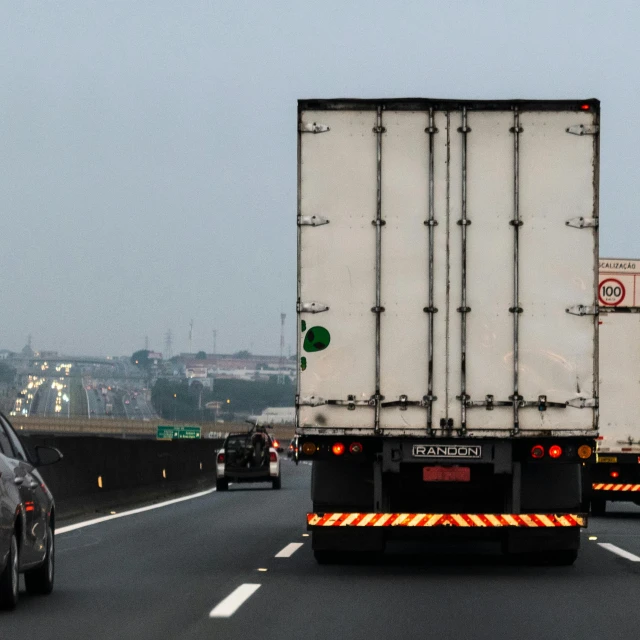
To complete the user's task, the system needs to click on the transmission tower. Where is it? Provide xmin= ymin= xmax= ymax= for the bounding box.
xmin=278 ymin=313 xmax=286 ymax=384
xmin=145 ymin=335 xmax=149 ymax=351
xmin=164 ymin=330 xmax=173 ymax=359
xmin=188 ymin=319 xmax=193 ymax=354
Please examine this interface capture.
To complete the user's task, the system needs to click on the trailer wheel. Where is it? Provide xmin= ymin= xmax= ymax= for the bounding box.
xmin=539 ymin=550 xmax=578 ymax=566
xmin=314 ymin=550 xmax=342 ymax=564
xmin=591 ymin=497 xmax=606 ymax=516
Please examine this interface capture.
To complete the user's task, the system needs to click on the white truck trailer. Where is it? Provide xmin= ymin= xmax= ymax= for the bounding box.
xmin=296 ymin=98 xmax=600 ymax=564
xmin=589 ymin=259 xmax=640 ymax=514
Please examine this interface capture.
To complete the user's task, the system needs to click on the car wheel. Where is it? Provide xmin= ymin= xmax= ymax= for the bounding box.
xmin=0 ymin=534 xmax=19 ymax=610
xmin=216 ymin=478 xmax=228 ymax=491
xmin=272 ymin=475 xmax=281 ymax=490
xmin=25 ymin=523 xmax=54 ymax=595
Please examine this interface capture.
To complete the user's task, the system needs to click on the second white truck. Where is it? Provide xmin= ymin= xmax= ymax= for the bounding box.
xmin=588 ymin=259 xmax=640 ymax=514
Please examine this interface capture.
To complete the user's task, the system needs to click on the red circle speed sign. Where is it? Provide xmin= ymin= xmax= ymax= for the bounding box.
xmin=599 ymin=278 xmax=626 ymax=306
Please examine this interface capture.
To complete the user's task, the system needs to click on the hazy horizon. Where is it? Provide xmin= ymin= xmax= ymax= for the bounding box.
xmin=2 ymin=1 xmax=638 ymax=357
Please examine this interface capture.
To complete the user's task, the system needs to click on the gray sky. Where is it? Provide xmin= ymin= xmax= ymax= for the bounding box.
xmin=1 ymin=0 xmax=637 ymax=356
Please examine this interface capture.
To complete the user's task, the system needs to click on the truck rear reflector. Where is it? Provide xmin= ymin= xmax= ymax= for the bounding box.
xmin=592 ymin=483 xmax=640 ymax=492
xmin=307 ymin=513 xmax=586 ymax=528
xmin=423 ymin=466 xmax=470 ymax=482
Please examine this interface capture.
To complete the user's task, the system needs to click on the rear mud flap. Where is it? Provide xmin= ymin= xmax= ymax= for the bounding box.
xmin=312 ymin=529 xmax=385 ymax=553
xmin=503 ymin=528 xmax=580 ymax=554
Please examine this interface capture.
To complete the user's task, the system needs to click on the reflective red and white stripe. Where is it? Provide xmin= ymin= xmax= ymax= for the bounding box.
xmin=592 ymin=483 xmax=640 ymax=492
xmin=307 ymin=513 xmax=585 ymax=528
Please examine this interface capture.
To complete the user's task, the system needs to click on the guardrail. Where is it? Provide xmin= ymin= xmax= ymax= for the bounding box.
xmin=12 ymin=416 xmax=296 ymax=441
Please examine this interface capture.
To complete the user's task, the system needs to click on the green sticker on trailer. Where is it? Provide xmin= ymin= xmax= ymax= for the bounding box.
xmin=303 ymin=326 xmax=331 ymax=352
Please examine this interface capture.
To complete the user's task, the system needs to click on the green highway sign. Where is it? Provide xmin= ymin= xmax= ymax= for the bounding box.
xmin=157 ymin=426 xmax=201 ymax=440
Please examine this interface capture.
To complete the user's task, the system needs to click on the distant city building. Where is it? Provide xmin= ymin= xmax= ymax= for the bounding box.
xmin=39 ymin=351 xmax=59 ymax=358
xmin=21 ymin=343 xmax=34 ymax=357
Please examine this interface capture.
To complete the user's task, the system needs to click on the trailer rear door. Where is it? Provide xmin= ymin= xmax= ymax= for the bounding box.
xmin=298 ymin=100 xmax=599 ymax=437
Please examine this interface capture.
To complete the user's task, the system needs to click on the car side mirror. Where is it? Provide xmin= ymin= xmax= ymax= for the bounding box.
xmin=34 ymin=446 xmax=63 ymax=467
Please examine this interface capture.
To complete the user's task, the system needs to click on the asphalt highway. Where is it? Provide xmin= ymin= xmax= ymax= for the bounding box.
xmin=3 ymin=461 xmax=640 ymax=639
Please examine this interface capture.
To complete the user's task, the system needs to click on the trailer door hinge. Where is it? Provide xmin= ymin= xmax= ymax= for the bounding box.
xmin=299 ymin=122 xmax=330 ymax=134
xmin=565 ymin=217 xmax=598 ymax=229
xmin=566 ymin=305 xmax=598 ymax=316
xmin=566 ymin=124 xmax=599 ymax=136
xmin=298 ymin=396 xmax=326 ymax=407
xmin=566 ymin=397 xmax=598 ymax=409
xmin=298 ymin=215 xmax=330 ymax=227
xmin=297 ymin=301 xmax=329 ymax=314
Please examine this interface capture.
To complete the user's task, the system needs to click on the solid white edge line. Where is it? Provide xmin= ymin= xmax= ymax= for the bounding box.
xmin=275 ymin=542 xmax=304 ymax=558
xmin=598 ymin=543 xmax=640 ymax=562
xmin=56 ymin=487 xmax=217 ymax=534
xmin=209 ymin=584 xmax=261 ymax=618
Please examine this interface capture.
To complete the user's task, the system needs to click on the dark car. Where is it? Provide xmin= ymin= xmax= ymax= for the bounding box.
xmin=0 ymin=413 xmax=62 ymax=610
xmin=216 ymin=428 xmax=282 ymax=491
xmin=287 ymin=437 xmax=299 ymax=460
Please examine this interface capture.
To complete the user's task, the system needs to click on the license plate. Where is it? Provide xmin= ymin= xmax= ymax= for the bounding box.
xmin=423 ymin=466 xmax=470 ymax=482
xmin=597 ymin=456 xmax=617 ymax=463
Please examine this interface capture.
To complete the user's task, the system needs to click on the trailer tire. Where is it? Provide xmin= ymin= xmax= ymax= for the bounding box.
xmin=314 ymin=550 xmax=343 ymax=564
xmin=532 ymin=550 xmax=579 ymax=566
xmin=590 ymin=497 xmax=606 ymax=516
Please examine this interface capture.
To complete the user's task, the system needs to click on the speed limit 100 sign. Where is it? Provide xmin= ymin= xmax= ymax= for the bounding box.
xmin=599 ymin=278 xmax=626 ymax=306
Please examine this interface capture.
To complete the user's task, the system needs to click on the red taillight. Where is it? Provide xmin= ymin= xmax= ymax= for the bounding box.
xmin=549 ymin=445 xmax=563 ymax=459
xmin=217 ymin=453 xmax=225 ymax=464
xmin=272 ymin=440 xmax=280 ymax=448
xmin=349 ymin=442 xmax=363 ymax=454
xmin=610 ymin=469 xmax=620 ymax=479
xmin=332 ymin=442 xmax=345 ymax=456
xmin=531 ymin=444 xmax=545 ymax=459
xmin=269 ymin=451 xmax=277 ymax=463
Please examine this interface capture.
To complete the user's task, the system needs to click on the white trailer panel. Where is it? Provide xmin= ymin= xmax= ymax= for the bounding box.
xmin=598 ymin=311 xmax=640 ymax=454
xmin=298 ymin=99 xmax=599 ymax=437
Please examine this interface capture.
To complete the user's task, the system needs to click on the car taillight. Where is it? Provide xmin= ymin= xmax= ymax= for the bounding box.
xmin=272 ymin=440 xmax=280 ymax=448
xmin=531 ymin=444 xmax=544 ymax=459
xmin=548 ymin=445 xmax=563 ymax=459
xmin=269 ymin=451 xmax=277 ymax=463
xmin=332 ymin=442 xmax=345 ymax=456
xmin=217 ymin=453 xmax=225 ymax=463
xmin=349 ymin=442 xmax=363 ymax=454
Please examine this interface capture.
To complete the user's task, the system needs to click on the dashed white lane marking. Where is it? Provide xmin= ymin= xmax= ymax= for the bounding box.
xmin=209 ymin=584 xmax=261 ymax=618
xmin=275 ymin=542 xmax=304 ymax=558
xmin=56 ymin=488 xmax=217 ymax=534
xmin=598 ymin=543 xmax=640 ymax=562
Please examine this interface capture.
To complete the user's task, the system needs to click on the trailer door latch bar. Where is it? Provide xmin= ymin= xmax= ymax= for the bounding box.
xmin=566 ymin=124 xmax=599 ymax=136
xmin=566 ymin=305 xmax=598 ymax=316
xmin=565 ymin=217 xmax=598 ymax=229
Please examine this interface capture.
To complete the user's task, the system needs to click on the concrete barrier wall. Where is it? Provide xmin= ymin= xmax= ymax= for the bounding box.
xmin=23 ymin=435 xmax=224 ymax=503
